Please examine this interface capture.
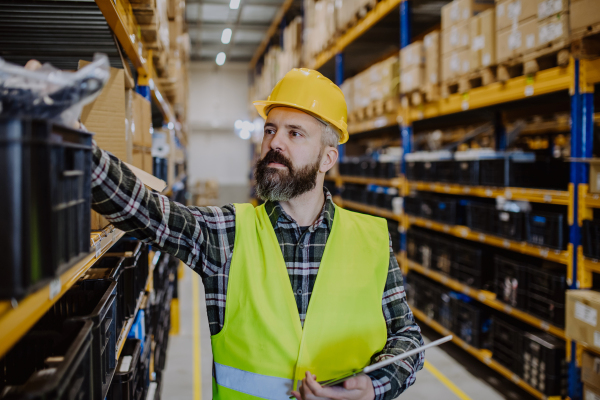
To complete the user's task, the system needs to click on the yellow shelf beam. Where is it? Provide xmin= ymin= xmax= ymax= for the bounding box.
xmin=409 ymin=181 xmax=570 ymax=205
xmin=406 ymin=215 xmax=569 ymax=264
xmin=95 ymin=0 xmax=176 ymax=124
xmin=309 ymin=0 xmax=402 ymax=70
xmin=411 ymin=307 xmax=549 ymax=400
xmin=348 ymin=113 xmax=400 ymax=135
xmin=584 ymin=191 xmax=600 ymax=209
xmin=0 ymin=226 xmax=125 ymax=359
xmin=334 ymin=175 xmax=403 ymax=187
xmin=405 ymin=259 xmax=566 ymax=340
xmin=407 ymin=63 xmax=572 ymax=124
xmin=334 ymin=197 xmax=402 ymax=222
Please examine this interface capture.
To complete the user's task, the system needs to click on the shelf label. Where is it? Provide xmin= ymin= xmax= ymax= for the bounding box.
xmin=461 ymin=342 xmax=469 ymax=350
xmin=463 ymin=187 xmax=471 ymax=193
xmin=440 ymin=276 xmax=449 ymax=284
xmin=443 ymin=226 xmax=450 ymax=232
xmin=49 ymin=278 xmax=61 ymax=300
xmin=483 ymin=357 xmax=492 ymax=365
xmin=461 ymin=100 xmax=469 ymax=111
xmin=426 ymin=221 xmax=432 ymax=228
xmin=540 ymin=248 xmax=549 ymax=258
xmin=460 ymin=229 xmax=468 ymax=238
xmin=543 ymin=195 xmax=552 ymax=203
xmin=503 ymin=240 xmax=510 ymax=248
xmin=540 ymin=321 xmax=550 ymax=331
xmin=95 ymin=241 xmax=102 ymax=258
xmin=485 ymin=189 xmax=493 ymax=197
xmin=575 ymin=301 xmax=598 ymax=326
xmin=462 ymin=287 xmax=470 ymax=295
xmin=511 ymin=374 xmax=520 ymax=383
xmin=478 ymin=234 xmax=486 ymax=241
xmin=478 ymin=293 xmax=486 ymax=302
xmin=504 ymin=190 xmax=512 ymax=199
xmin=504 ymin=304 xmax=513 ymax=313
xmin=418 ymin=111 xmax=424 ymax=120
xmin=444 ymin=185 xmax=451 ymax=192
xmin=524 ymin=85 xmax=534 ymax=97
xmin=594 ymin=331 xmax=600 ymax=348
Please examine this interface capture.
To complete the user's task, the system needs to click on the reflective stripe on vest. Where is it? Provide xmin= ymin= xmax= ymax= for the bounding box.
xmin=211 ymin=203 xmax=389 ymax=400
xmin=214 ymin=362 xmax=299 ymax=399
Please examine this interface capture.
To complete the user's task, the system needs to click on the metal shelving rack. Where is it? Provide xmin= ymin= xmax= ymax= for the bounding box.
xmin=315 ymin=0 xmax=600 ymax=398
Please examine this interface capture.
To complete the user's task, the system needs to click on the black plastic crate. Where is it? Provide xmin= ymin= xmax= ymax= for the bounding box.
xmin=85 ymin=256 xmax=128 ymax=339
xmin=466 ymin=203 xmax=496 ymax=234
xmin=491 ymin=316 xmax=524 ymax=376
xmin=407 ymin=229 xmax=434 ymax=269
xmin=403 ymin=196 xmax=423 ymax=217
xmin=378 ymin=161 xmax=398 ymax=179
xmin=480 ymin=158 xmax=506 ymax=187
xmin=452 ymin=298 xmax=490 ymax=349
xmin=107 ymin=239 xmax=149 ymax=317
xmin=434 ymin=160 xmax=456 ymax=183
xmin=495 ymin=209 xmax=525 ymax=241
xmin=44 ymin=278 xmax=118 ymax=399
xmin=0 ymin=118 xmax=92 ymax=299
xmin=511 ymin=158 xmax=569 ymax=191
xmin=583 ymin=219 xmax=600 ymax=259
xmin=405 ymin=160 xmax=423 ymax=182
xmin=526 ymin=211 xmax=567 ymax=250
xmin=528 ymin=293 xmax=565 ymax=327
xmin=452 ymin=242 xmax=488 ymax=290
xmin=0 ymin=319 xmax=93 ymax=400
xmin=522 ymin=332 xmax=566 ymax=396
xmin=137 ymin=336 xmax=152 ymax=400
xmin=456 ymin=160 xmax=480 ymax=185
xmin=432 ymin=198 xmax=458 ymax=225
xmin=433 ymin=237 xmax=453 ymax=275
xmin=527 ymin=264 xmax=566 ymax=304
xmin=108 ymin=338 xmax=142 ymax=400
xmin=494 ymin=255 xmax=529 ymax=310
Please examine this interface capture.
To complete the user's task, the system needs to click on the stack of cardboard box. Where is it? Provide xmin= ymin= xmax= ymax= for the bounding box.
xmin=441 ymin=0 xmax=494 ymax=82
xmin=469 ymin=9 xmax=496 ymax=70
xmin=400 ymin=41 xmax=425 ymax=94
xmin=570 ymin=0 xmax=600 ymax=38
xmin=582 ymin=351 xmax=600 ymax=400
xmin=423 ymin=30 xmax=441 ymax=101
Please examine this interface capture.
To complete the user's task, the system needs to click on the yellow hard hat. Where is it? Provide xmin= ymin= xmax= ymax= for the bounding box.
xmin=253 ymin=68 xmax=349 ymax=144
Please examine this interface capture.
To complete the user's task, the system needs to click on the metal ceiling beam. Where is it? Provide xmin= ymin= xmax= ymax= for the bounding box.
xmin=187 ymin=0 xmax=281 ymax=6
xmin=188 ymin=22 xmax=269 ymax=31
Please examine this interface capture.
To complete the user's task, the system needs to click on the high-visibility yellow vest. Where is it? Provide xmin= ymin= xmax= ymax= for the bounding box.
xmin=211 ymin=203 xmax=389 ymax=399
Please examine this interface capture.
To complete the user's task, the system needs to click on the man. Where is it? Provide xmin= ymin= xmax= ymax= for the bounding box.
xmin=90 ymin=68 xmax=424 ymax=399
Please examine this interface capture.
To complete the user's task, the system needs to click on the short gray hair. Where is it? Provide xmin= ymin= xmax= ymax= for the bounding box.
xmin=321 ymin=122 xmax=340 ymax=148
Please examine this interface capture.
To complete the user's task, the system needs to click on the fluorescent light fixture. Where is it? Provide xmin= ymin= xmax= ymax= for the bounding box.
xmin=221 ymin=28 xmax=232 ymax=44
xmin=234 ymin=120 xmax=243 ymax=130
xmin=242 ymin=121 xmax=255 ymax=132
xmin=229 ymin=0 xmax=240 ymax=9
xmin=216 ymin=52 xmax=226 ymax=66
xmin=239 ymin=129 xmax=251 ymax=140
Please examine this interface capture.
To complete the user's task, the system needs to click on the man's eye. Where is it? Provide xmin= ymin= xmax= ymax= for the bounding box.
xmin=265 ymin=129 xmax=275 ymax=135
xmin=291 ymin=131 xmax=301 ymax=137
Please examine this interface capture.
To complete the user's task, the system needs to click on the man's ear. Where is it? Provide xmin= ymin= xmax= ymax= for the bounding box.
xmin=319 ymin=147 xmax=339 ymax=173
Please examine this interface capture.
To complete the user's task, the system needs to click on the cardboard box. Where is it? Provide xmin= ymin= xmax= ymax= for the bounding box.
xmin=570 ymin=0 xmax=600 ymax=34
xmin=91 ymin=210 xmax=110 ymax=231
xmin=585 ymin=384 xmax=600 ymax=400
xmin=471 ymin=9 xmax=496 ymax=69
xmin=496 ymin=17 xmax=538 ymax=63
xmin=133 ymin=91 xmax=152 ymax=147
xmin=400 ymin=40 xmax=424 ymax=70
xmin=143 ymin=151 xmax=153 ymax=175
xmin=80 ymin=63 xmax=128 ymax=161
xmin=590 ymin=161 xmax=600 ymax=194
xmin=537 ymin=0 xmax=568 ymax=21
xmin=424 ymin=31 xmax=441 ymax=85
xmin=400 ymin=66 xmax=425 ymax=93
xmin=538 ymin=13 xmax=569 ymax=48
xmin=442 ymin=48 xmax=471 ymax=81
xmin=566 ymin=290 xmax=600 ymax=353
xmin=496 ymin=0 xmax=538 ymax=31
xmin=583 ymin=352 xmax=600 ymax=391
xmin=443 ymin=21 xmax=471 ymax=54
xmin=442 ymin=0 xmax=495 ymax=30
xmin=132 ymin=148 xmax=145 ymax=171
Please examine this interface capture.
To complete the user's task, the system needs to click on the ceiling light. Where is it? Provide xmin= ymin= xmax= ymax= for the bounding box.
xmin=234 ymin=120 xmax=243 ymax=130
xmin=221 ymin=28 xmax=232 ymax=44
xmin=239 ymin=129 xmax=251 ymax=140
xmin=216 ymin=52 xmax=226 ymax=66
xmin=229 ymin=0 xmax=240 ymax=9
xmin=242 ymin=121 xmax=255 ymax=132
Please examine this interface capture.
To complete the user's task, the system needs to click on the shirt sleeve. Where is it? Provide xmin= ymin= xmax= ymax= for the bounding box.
xmin=366 ymin=236 xmax=425 ymax=400
xmin=90 ymin=142 xmax=236 ymax=278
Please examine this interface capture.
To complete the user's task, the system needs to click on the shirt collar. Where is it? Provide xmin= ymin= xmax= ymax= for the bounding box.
xmin=264 ymin=187 xmax=335 ymax=231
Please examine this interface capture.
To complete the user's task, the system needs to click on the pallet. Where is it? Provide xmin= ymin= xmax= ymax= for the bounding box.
xmin=356 ymin=0 xmax=376 ymax=19
xmin=441 ymin=67 xmax=497 ymax=97
xmin=571 ymin=24 xmax=600 ymax=59
xmin=497 ymin=41 xmax=570 ymax=82
xmin=402 ymin=84 xmax=441 ymax=106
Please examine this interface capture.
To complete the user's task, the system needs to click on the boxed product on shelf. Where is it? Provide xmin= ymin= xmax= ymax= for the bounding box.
xmin=583 ymin=351 xmax=600 ymax=397
xmin=570 ymin=0 xmax=600 ymax=37
xmin=441 ymin=0 xmax=495 ymax=30
xmin=0 ymin=118 xmax=92 ymax=300
xmin=424 ymin=30 xmax=441 ymax=87
xmin=0 ymin=319 xmax=94 ymax=399
xmin=522 ymin=332 xmax=566 ymax=396
xmin=491 ymin=316 xmax=524 ymax=375
xmin=583 ymin=219 xmax=600 ymax=259
xmin=495 ymin=0 xmax=537 ymax=32
xmin=496 ymin=17 xmax=538 ymax=63
xmin=43 ymin=278 xmax=119 ymax=399
xmin=400 ymin=41 xmax=424 ymax=94
xmin=566 ymin=290 xmax=600 ymax=353
xmin=494 ymin=254 xmax=529 ymax=309
xmin=442 ymin=20 xmax=470 ymax=55
xmin=470 ymin=8 xmax=496 ymax=69
xmin=108 ymin=338 xmax=142 ymax=400
xmin=537 ymin=12 xmax=570 ymax=48
xmin=442 ymin=48 xmax=471 ymax=81
xmin=585 ymin=385 xmax=600 ymax=400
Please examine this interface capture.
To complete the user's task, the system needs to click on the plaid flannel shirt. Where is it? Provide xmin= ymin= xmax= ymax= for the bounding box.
xmin=90 ymin=144 xmax=424 ymax=399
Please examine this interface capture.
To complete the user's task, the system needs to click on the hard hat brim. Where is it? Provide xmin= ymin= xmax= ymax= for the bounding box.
xmin=253 ymin=100 xmax=349 ymax=144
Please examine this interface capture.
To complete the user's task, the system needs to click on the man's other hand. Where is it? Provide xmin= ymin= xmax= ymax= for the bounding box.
xmin=290 ymin=371 xmax=375 ymax=400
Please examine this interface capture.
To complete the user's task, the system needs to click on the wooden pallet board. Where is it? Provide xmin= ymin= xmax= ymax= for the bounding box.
xmin=497 ymin=41 xmax=570 ymax=81
xmin=441 ymin=67 xmax=497 ymax=97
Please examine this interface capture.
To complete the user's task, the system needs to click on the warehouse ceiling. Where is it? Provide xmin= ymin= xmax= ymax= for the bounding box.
xmin=186 ymin=0 xmax=286 ymax=62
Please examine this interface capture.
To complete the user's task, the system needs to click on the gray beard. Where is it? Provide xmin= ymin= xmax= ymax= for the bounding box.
xmin=255 ymin=156 xmax=321 ymax=202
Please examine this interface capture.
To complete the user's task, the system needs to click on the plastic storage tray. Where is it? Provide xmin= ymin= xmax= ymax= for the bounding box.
xmin=494 ymin=255 xmax=529 ymax=310
xmin=466 ymin=203 xmax=496 ymax=235
xmin=452 ymin=298 xmax=490 ymax=349
xmin=0 ymin=319 xmax=93 ymax=400
xmin=433 ymin=237 xmax=453 ymax=275
xmin=526 ymin=211 xmax=567 ymax=250
xmin=527 ymin=293 xmax=565 ymax=327
xmin=583 ymin=219 xmax=600 ymax=259
xmin=522 ymin=332 xmax=566 ymax=396
xmin=452 ymin=242 xmax=488 ymax=290
xmin=527 ymin=265 xmax=566 ymax=304
xmin=108 ymin=338 xmax=142 ymax=400
xmin=45 ymin=278 xmax=118 ymax=399
xmin=491 ymin=316 xmax=524 ymax=376
xmin=0 ymin=118 xmax=92 ymax=299
xmin=107 ymin=239 xmax=149 ymax=317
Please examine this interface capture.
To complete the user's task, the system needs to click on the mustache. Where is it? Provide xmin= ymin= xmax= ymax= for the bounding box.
xmin=256 ymin=150 xmax=293 ymax=171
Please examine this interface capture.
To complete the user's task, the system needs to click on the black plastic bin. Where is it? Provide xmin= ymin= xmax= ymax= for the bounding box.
xmin=491 ymin=316 xmax=524 ymax=376
xmin=0 ymin=118 xmax=92 ymax=299
xmin=522 ymin=332 xmax=566 ymax=396
xmin=494 ymin=255 xmax=529 ymax=310
xmin=137 ymin=335 xmax=152 ymax=400
xmin=452 ymin=242 xmax=489 ymax=290
xmin=0 ymin=319 xmax=94 ymax=400
xmin=583 ymin=219 xmax=600 ymax=259
xmin=433 ymin=237 xmax=453 ymax=275
xmin=527 ymin=264 xmax=566 ymax=304
xmin=526 ymin=211 xmax=567 ymax=250
xmin=528 ymin=293 xmax=565 ymax=327
xmin=466 ymin=203 xmax=496 ymax=235
xmin=108 ymin=338 xmax=142 ymax=400
xmin=455 ymin=159 xmax=480 ymax=185
xmin=43 ymin=278 xmax=118 ymax=399
xmin=480 ymin=158 xmax=506 ymax=187
xmin=452 ymin=298 xmax=490 ymax=349
xmin=495 ymin=209 xmax=526 ymax=241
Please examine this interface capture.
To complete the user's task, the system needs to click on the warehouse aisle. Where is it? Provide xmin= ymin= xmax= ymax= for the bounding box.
xmin=162 ymin=265 xmax=536 ymax=400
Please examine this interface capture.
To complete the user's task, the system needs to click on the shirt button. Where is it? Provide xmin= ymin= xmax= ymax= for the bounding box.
xmin=298 ymin=243 xmax=305 ymax=249
xmin=297 ymin=289 xmax=302 ymax=294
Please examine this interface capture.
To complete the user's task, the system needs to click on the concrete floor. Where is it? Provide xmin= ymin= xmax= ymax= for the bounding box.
xmin=162 ymin=265 xmax=537 ymax=400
